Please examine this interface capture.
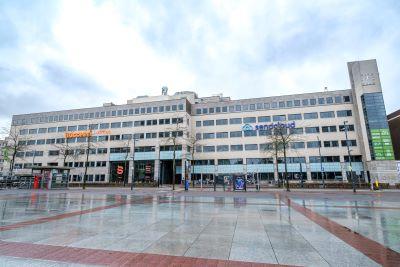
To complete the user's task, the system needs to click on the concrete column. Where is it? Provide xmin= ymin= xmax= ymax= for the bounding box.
xmin=128 ymin=159 xmax=133 ymax=184
xmin=154 ymin=144 xmax=160 ymax=183
xmin=273 ymin=158 xmax=279 ymax=181
xmin=305 ymin=160 xmax=312 ymax=181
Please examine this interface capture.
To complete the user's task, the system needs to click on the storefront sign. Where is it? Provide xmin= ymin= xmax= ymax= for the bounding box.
xmin=65 ymin=130 xmax=92 ymax=138
xmin=234 ymin=177 xmax=246 ymax=190
xmin=242 ymin=121 xmax=296 ymax=131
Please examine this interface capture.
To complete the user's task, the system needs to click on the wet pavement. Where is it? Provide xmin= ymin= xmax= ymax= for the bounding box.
xmin=0 ymin=188 xmax=398 ymax=266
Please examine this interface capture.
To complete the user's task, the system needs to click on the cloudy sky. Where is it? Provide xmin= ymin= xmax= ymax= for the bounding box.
xmin=1 ymin=0 xmax=400 ymax=128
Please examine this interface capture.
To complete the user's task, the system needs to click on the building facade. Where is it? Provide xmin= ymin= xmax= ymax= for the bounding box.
xmin=0 ymin=139 xmax=5 ymax=176
xmin=4 ymin=59 xmax=399 ymax=185
xmin=388 ymin=109 xmax=400 ymax=160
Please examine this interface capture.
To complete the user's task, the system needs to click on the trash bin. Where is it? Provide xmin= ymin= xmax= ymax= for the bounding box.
xmin=185 ymin=180 xmax=190 ymax=191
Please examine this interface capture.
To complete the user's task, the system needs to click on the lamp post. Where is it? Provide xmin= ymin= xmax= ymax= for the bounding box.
xmin=342 ymin=121 xmax=356 ymax=193
xmin=130 ymin=138 xmax=138 ymax=190
xmin=31 ymin=149 xmax=36 ymax=175
xmin=317 ymin=136 xmax=325 ymax=188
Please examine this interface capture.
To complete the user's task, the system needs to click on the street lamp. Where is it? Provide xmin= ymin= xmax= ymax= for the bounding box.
xmin=341 ymin=121 xmax=356 ymax=193
xmin=130 ymin=138 xmax=139 ymax=190
xmin=317 ymin=136 xmax=325 ymax=189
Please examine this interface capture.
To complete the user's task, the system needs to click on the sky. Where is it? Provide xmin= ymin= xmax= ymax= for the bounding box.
xmin=1 ymin=0 xmax=400 ymax=129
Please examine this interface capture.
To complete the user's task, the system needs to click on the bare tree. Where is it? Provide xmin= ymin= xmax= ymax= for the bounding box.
xmin=53 ymin=138 xmax=79 ymax=167
xmin=186 ymin=133 xmax=200 ymax=185
xmin=164 ymin=117 xmax=187 ymax=190
xmin=0 ymin=126 xmax=29 ymax=175
xmin=261 ymin=126 xmax=299 ymax=191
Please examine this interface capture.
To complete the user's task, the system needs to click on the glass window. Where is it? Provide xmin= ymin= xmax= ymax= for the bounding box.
xmin=339 ymin=124 xmax=355 ymax=131
xmin=216 ymin=107 xmax=221 ymax=113
xmin=289 ymin=128 xmax=303 ymax=134
xmin=326 ymin=97 xmax=333 ymax=104
xmin=307 ymin=141 xmax=321 ymax=148
xmin=203 ymin=120 xmax=214 ymax=126
xmin=48 ymin=127 xmax=57 ymax=133
xmin=99 ymin=123 xmax=110 ymax=129
xmin=305 ymin=127 xmax=320 ymax=133
xmin=341 ymin=140 xmax=357 ymax=147
xmin=343 ymin=95 xmax=351 ymax=103
xmin=294 ymin=100 xmax=301 ymax=106
xmin=78 ymin=125 xmax=88 ymax=130
xmin=250 ymin=104 xmax=256 ymax=110
xmin=216 ymin=119 xmax=228 ymax=125
xmin=337 ymin=110 xmax=352 ymax=117
xmin=310 ymin=98 xmax=316 ymax=105
xmin=29 ymin=129 xmax=37 ymax=134
xmin=38 ymin=128 xmax=47 ymax=134
xmin=203 ymin=133 xmax=215 ymax=139
xmin=245 ymin=144 xmax=258 ymax=151
xmin=217 ymin=145 xmax=229 ymax=152
xmin=235 ymin=105 xmax=242 ymax=111
xmin=203 ymin=146 xmax=215 ymax=152
xmin=230 ymin=145 xmax=243 ymax=151
xmin=57 ymin=126 xmax=66 ymax=132
xmin=279 ymin=101 xmax=285 ymax=108
xmin=196 ymin=121 xmax=201 ymax=127
xmin=335 ymin=96 xmax=342 ymax=103
xmin=244 ymin=130 xmax=257 ymax=137
xmin=243 ymin=117 xmax=256 ymax=123
xmin=111 ymin=122 xmax=121 ymax=128
xmin=258 ymin=116 xmax=271 ymax=122
xmin=320 ymin=111 xmax=335 ymax=118
xmin=318 ymin=98 xmax=325 ymax=105
xmin=322 ymin=126 xmax=337 ymax=132
xmin=222 ymin=106 xmax=228 ymax=112
xmin=209 ymin=107 xmax=214 ymax=114
xmin=302 ymin=99 xmax=309 ymax=106
xmin=216 ymin=132 xmax=228 ymax=138
xmin=291 ymin=142 xmax=305 ymax=149
xmin=288 ymin=114 xmax=302 ymax=120
xmin=229 ymin=118 xmax=242 ymax=124
xmin=304 ymin=112 xmax=318 ymax=119
xmin=230 ymin=131 xmax=242 ymax=138
xmin=122 ymin=121 xmax=133 ymax=127
xmin=272 ymin=115 xmax=286 ymax=121
xmin=271 ymin=102 xmax=277 ymax=109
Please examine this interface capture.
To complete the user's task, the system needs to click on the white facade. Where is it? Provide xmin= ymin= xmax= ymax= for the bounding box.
xmin=3 ymin=59 xmax=398 ymax=185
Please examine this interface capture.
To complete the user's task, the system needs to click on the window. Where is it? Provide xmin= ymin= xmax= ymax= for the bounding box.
xmin=202 ymin=108 xmax=207 ymax=114
xmin=337 ymin=110 xmax=352 ymax=117
xmin=343 ymin=95 xmax=351 ymax=103
xmin=203 ymin=133 xmax=215 ymax=139
xmin=318 ymin=98 xmax=325 ymax=105
xmin=272 ymin=115 xmax=286 ymax=121
xmin=322 ymin=126 xmax=337 ymax=133
xmin=320 ymin=111 xmax=335 ymax=118
xmin=97 ymin=148 xmax=107 ymax=154
xmin=122 ymin=121 xmax=133 ymax=128
xmin=247 ymin=158 xmax=273 ymax=164
xmin=218 ymin=158 xmax=243 ymax=165
xmin=310 ymin=156 xmax=340 ymax=163
xmin=135 ymin=146 xmax=155 ymax=152
xmin=258 ymin=116 xmax=270 ymax=123
xmin=122 ymin=134 xmax=132 ymax=140
xmin=271 ymin=102 xmax=278 ymax=108
xmin=341 ymin=140 xmax=357 ymax=147
xmin=288 ymin=114 xmax=302 ymax=120
xmin=29 ymin=129 xmax=37 ymax=134
xmin=339 ymin=124 xmax=355 ymax=131
xmin=222 ymin=106 xmax=228 ymax=112
xmin=235 ymin=105 xmax=242 ymax=111
xmin=217 ymin=145 xmax=229 ymax=152
xmin=279 ymin=101 xmax=285 ymax=108
xmin=289 ymin=128 xmax=303 ymax=134
xmin=310 ymin=99 xmax=316 ymax=105
xmin=78 ymin=125 xmax=88 ymax=130
xmin=216 ymin=119 xmax=228 ymax=125
xmin=344 ymin=155 xmax=362 ymax=162
xmin=98 ymin=135 xmax=109 ymax=142
xmin=286 ymin=101 xmax=293 ymax=107
xmin=302 ymin=99 xmax=309 ymax=106
xmin=89 ymin=124 xmax=99 ymax=130
xmin=46 ymin=139 xmax=56 ymax=144
xmin=100 ymin=123 xmax=109 ymax=129
xmin=111 ymin=122 xmax=121 ymax=128
xmin=250 ymin=104 xmax=256 ymax=110
xmin=49 ymin=150 xmax=59 ymax=156
xmin=216 ymin=132 xmax=228 ymax=138
xmin=209 ymin=107 xmax=214 ymax=114
xmin=326 ymin=97 xmax=333 ymax=104
xmin=134 ymin=120 xmax=145 ymax=127
xmin=305 ymin=127 xmax=320 ymax=133
xmin=19 ymin=129 xmax=28 ymax=135
xmin=36 ymin=139 xmax=45 ymax=145
xmin=245 ymin=144 xmax=258 ymax=151
xmin=216 ymin=107 xmax=221 ymax=113
xmin=243 ymin=117 xmax=256 ymax=123
xmin=38 ymin=128 xmax=47 ymax=134
xmin=48 ymin=127 xmax=57 ymax=133
xmin=291 ymin=142 xmax=305 ymax=149
xmin=335 ymin=96 xmax=342 ymax=103
xmin=110 ymin=147 xmax=130 ymax=153
xmin=203 ymin=146 xmax=215 ymax=152
xmin=307 ymin=141 xmax=321 ymax=148
xmin=244 ymin=130 xmax=257 ymax=137
xmin=229 ymin=118 xmax=242 ymax=124
xmin=203 ymin=120 xmax=214 ymax=126
xmin=304 ymin=112 xmax=318 ymax=119
xmin=230 ymin=145 xmax=243 ymax=151
xmin=294 ymin=100 xmax=301 ymax=106
xmin=196 ymin=108 xmax=201 ymax=115
xmin=230 ymin=131 xmax=242 ymax=138
xmin=324 ymin=140 xmax=339 ymax=147
xmin=96 ymin=161 xmax=107 ymax=167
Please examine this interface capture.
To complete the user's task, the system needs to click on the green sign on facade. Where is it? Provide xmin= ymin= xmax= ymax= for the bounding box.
xmin=370 ymin=129 xmax=394 ymax=160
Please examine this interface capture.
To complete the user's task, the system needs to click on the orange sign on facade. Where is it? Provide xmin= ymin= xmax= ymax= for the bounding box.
xmin=64 ymin=130 xmax=92 ymax=139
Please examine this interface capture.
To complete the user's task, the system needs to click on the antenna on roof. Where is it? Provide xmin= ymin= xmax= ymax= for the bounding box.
xmin=161 ymin=86 xmax=168 ymax=95
xmin=324 ymin=86 xmax=328 ymax=92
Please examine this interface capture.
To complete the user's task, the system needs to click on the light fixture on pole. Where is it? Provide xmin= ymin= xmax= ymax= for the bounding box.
xmin=341 ymin=121 xmax=356 ymax=193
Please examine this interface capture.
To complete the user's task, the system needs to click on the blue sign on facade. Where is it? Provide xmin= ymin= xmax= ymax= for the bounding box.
xmin=234 ymin=177 xmax=245 ymax=190
xmin=242 ymin=121 xmax=296 ymax=131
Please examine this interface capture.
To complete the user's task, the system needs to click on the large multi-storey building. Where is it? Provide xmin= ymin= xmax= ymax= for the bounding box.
xmin=4 ymin=59 xmax=399 ymax=185
xmin=0 ymin=139 xmax=5 ymax=176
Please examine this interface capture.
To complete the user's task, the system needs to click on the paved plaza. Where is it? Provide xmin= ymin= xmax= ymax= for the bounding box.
xmin=0 ymin=188 xmax=398 ymax=266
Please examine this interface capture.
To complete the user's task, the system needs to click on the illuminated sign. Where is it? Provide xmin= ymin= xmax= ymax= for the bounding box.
xmin=64 ymin=129 xmax=112 ymax=139
xmin=65 ymin=130 xmax=92 ymax=139
xmin=242 ymin=121 xmax=296 ymax=131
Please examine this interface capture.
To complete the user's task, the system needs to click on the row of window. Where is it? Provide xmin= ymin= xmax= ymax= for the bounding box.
xmin=64 ymin=161 xmax=107 ymax=168
xmin=196 ymin=110 xmax=352 ymax=127
xmin=196 ymin=124 xmax=355 ymax=140
xmin=194 ymin=155 xmax=361 ymax=165
xmin=195 ymin=95 xmax=352 ymax=115
xmin=13 ymin=104 xmax=185 ymax=126
xmin=19 ymin=118 xmax=184 ymax=135
xmin=195 ymin=140 xmax=357 ymax=153
xmin=70 ymin=174 xmax=106 ymax=182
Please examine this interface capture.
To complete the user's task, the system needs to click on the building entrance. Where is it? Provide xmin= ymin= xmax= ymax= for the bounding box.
xmin=160 ymin=160 xmax=181 ymax=185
